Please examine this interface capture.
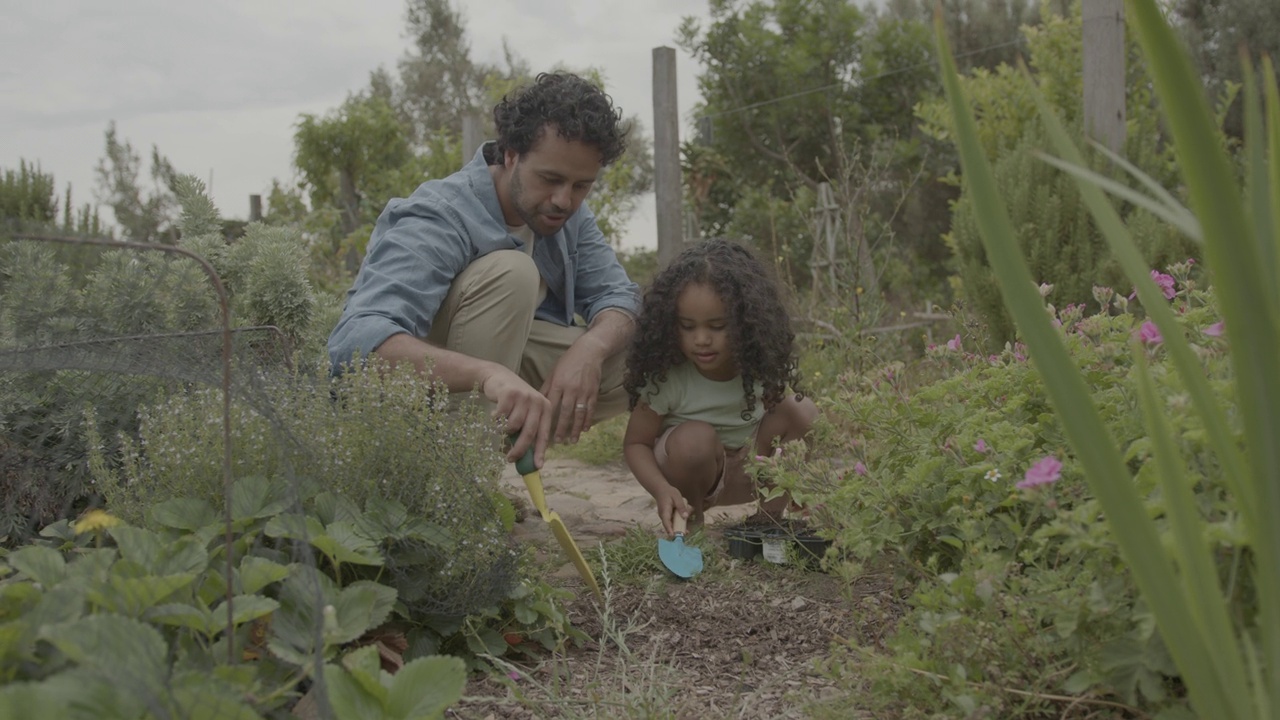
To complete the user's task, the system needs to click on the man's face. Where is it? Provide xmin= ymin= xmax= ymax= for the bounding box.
xmin=505 ymin=127 xmax=603 ymax=237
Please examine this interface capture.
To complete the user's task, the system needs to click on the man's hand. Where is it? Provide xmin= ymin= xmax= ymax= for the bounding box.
xmin=481 ymin=366 xmax=552 ymax=467
xmin=653 ymin=484 xmax=690 ymax=537
xmin=540 ymin=335 xmax=607 ymax=445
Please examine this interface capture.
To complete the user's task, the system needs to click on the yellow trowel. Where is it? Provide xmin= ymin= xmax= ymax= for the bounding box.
xmin=512 ymin=439 xmax=602 ymax=599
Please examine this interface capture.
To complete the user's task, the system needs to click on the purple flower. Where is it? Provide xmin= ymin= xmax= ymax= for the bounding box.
xmin=1203 ymin=321 xmax=1224 ymax=337
xmin=974 ymin=439 xmax=990 ymax=454
xmin=946 ymin=334 xmax=962 ymax=351
xmin=1017 ymin=456 xmax=1062 ymax=489
xmin=853 ymin=461 xmax=868 ymax=476
xmin=1137 ymin=320 xmax=1163 ymax=345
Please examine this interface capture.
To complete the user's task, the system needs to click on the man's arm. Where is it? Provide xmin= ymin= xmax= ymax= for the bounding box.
xmin=540 ymin=308 xmax=636 ymax=444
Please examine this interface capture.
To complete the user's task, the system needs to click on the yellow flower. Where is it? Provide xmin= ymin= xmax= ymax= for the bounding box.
xmin=73 ymin=509 xmax=122 ymax=535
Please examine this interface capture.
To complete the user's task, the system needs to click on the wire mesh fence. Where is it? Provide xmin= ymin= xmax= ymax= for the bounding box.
xmin=0 ymin=233 xmax=518 ymax=718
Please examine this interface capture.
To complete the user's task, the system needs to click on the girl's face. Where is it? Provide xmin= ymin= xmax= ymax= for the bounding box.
xmin=675 ymin=281 xmax=736 ymax=381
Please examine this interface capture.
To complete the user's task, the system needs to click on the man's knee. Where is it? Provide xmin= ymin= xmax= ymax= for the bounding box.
xmin=458 ymin=250 xmax=540 ymax=305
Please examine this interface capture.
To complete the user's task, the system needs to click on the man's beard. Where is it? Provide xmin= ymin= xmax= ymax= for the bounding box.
xmin=509 ymin=170 xmax=567 ymax=237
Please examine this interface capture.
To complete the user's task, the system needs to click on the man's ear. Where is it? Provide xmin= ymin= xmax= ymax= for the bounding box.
xmin=504 ymin=148 xmax=520 ymax=169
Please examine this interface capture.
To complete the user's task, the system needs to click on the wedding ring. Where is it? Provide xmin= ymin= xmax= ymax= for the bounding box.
xmin=575 ymin=403 xmax=587 ymax=410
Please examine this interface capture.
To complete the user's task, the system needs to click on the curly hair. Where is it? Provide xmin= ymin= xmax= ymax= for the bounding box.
xmin=625 ymin=238 xmax=803 ymax=418
xmin=492 ymin=72 xmax=628 ymax=166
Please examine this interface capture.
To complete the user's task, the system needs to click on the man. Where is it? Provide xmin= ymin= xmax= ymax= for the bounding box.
xmin=328 ymin=72 xmax=640 ymax=469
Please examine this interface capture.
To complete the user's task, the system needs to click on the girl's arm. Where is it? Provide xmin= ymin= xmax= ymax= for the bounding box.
xmin=623 ymin=403 xmax=688 ymax=535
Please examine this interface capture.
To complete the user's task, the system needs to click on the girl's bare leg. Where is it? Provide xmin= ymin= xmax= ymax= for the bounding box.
xmin=659 ymin=420 xmax=723 ymax=525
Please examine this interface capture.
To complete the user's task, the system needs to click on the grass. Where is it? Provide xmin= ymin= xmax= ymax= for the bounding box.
xmin=549 ymin=414 xmax=628 ymax=466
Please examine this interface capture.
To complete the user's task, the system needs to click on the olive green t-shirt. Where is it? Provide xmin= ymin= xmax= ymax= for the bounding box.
xmin=641 ymin=361 xmax=765 ymax=449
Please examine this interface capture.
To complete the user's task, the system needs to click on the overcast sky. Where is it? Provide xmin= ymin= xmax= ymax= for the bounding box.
xmin=0 ymin=0 xmax=715 ymax=250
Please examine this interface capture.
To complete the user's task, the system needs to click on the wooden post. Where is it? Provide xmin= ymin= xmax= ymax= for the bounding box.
xmin=249 ymin=194 xmax=262 ymax=222
xmin=462 ymin=114 xmax=485 ymax=164
xmin=1083 ymin=0 xmax=1126 ymax=153
xmin=653 ymin=46 xmax=684 ymax=267
xmin=810 ymin=182 xmax=838 ymax=299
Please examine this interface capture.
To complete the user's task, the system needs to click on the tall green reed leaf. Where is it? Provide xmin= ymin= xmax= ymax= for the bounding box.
xmin=932 ymin=1 xmax=1276 ymax=714
xmin=1123 ymin=0 xmax=1280 ymax=704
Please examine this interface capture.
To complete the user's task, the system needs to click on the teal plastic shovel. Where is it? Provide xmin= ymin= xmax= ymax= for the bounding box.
xmin=658 ymin=513 xmax=703 ymax=579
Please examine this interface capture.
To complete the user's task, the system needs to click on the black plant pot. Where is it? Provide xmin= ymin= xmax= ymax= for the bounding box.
xmin=724 ymin=525 xmax=763 ymax=560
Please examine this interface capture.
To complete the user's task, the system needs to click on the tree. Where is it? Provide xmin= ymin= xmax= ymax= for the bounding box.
xmin=1174 ymin=0 xmax=1280 ymax=138
xmin=93 ymin=122 xmax=181 ymax=243
xmin=1 ymin=161 xmax=57 ymax=231
xmin=1 ymin=162 xmax=102 ymax=237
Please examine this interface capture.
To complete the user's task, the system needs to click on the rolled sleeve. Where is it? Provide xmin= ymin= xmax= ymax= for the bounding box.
xmin=570 ymin=205 xmax=641 ymax=324
xmin=327 ymin=203 xmax=470 ymax=373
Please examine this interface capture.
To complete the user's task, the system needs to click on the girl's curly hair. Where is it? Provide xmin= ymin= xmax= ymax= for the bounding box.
xmin=492 ymin=72 xmax=628 ymax=166
xmin=625 ymin=238 xmax=803 ymax=418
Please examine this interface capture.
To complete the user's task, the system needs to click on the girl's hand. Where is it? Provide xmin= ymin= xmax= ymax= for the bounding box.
xmin=654 ymin=485 xmax=689 ymax=537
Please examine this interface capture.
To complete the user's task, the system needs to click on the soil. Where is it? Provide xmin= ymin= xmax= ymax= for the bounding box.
xmin=443 ymin=457 xmax=905 ymax=719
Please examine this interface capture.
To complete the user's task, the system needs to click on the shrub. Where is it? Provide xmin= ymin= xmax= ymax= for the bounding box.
xmin=799 ymin=272 xmax=1232 ymax=716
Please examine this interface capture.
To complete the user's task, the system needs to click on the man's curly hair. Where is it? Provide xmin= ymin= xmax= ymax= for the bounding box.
xmin=492 ymin=72 xmax=628 ymax=166
xmin=625 ymin=238 xmax=803 ymax=418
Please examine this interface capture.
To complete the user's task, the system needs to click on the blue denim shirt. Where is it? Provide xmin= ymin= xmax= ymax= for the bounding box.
xmin=328 ymin=143 xmax=641 ymax=373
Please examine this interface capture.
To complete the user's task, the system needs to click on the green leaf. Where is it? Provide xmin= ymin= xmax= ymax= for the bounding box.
xmin=330 ymin=581 xmax=398 ymax=645
xmin=156 ymin=537 xmax=210 ymax=577
xmin=147 ymin=602 xmax=213 ymax=633
xmin=342 ymin=644 xmax=390 ymax=705
xmin=1034 ymin=152 xmax=1201 ymax=241
xmin=464 ymin=627 xmax=507 ymax=657
xmin=109 ymin=526 xmax=166 ymax=572
xmin=171 ymin=686 xmax=263 ymax=720
xmin=387 ymin=655 xmax=466 ymax=720
xmin=88 ymin=573 xmax=197 ymax=617
xmin=318 ymin=521 xmax=384 ymax=566
xmin=149 ymin=497 xmax=218 ymax=531
xmin=231 ymin=475 xmax=292 ymax=522
xmin=324 ymin=662 xmax=389 ymax=719
xmin=360 ymin=496 xmax=410 ymax=539
xmin=263 ymin=513 xmax=323 ymax=542
xmin=238 ymin=556 xmax=290 ymax=595
xmin=7 ymin=546 xmax=67 ymax=587
xmin=211 ymin=595 xmax=279 ymax=632
xmin=0 ymin=682 xmax=70 ymax=719
xmin=314 ymin=491 xmax=362 ymax=525
xmin=40 ymin=615 xmax=168 ymax=688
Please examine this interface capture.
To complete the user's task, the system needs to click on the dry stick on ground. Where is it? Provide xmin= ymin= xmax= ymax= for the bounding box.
xmin=839 ymin=644 xmax=1151 ymax=718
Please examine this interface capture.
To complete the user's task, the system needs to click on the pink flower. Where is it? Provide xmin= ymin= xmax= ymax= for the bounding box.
xmin=854 ymin=461 xmax=868 ymax=476
xmin=508 ymin=671 xmax=521 ymax=681
xmin=1137 ymin=320 xmax=1162 ymax=345
xmin=1203 ymin=321 xmax=1224 ymax=337
xmin=946 ymin=334 xmax=962 ymax=351
xmin=1131 ymin=271 xmax=1177 ymax=301
xmin=1017 ymin=456 xmax=1062 ymax=489
xmin=974 ymin=439 xmax=989 ymax=454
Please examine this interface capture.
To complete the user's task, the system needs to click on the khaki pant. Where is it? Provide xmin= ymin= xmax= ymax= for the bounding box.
xmin=425 ymin=250 xmax=629 ymax=425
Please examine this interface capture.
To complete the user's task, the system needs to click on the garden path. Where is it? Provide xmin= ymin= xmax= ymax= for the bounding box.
xmin=499 ymin=456 xmax=757 ymax=578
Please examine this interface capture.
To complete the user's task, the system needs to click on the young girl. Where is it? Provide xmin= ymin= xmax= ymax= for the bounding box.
xmin=623 ymin=238 xmax=818 ymax=536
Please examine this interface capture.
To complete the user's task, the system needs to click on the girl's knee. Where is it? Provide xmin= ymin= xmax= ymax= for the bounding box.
xmin=664 ymin=421 xmax=720 ymax=460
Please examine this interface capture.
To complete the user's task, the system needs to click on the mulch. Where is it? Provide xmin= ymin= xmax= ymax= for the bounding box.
xmin=447 ymin=558 xmax=901 ymax=720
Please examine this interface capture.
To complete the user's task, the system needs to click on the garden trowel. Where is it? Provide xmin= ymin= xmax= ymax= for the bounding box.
xmin=512 ymin=440 xmax=602 ymax=599
xmin=658 ymin=513 xmax=703 ymax=579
